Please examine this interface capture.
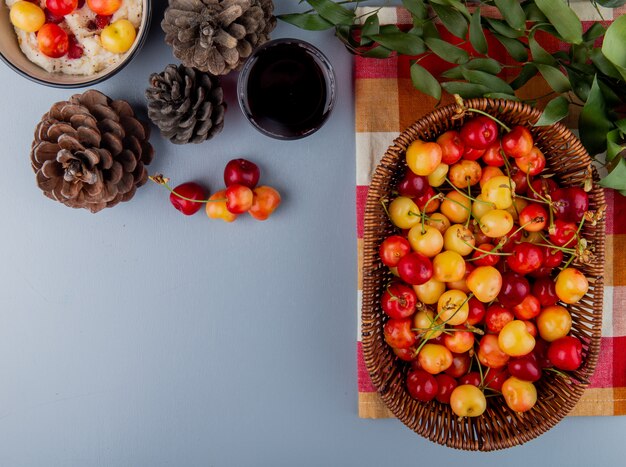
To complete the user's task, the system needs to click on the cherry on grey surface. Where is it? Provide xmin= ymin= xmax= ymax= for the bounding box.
xmin=0 ymin=1 xmax=624 ymax=466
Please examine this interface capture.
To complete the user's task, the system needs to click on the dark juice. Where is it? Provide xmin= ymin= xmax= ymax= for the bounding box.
xmin=244 ymin=42 xmax=333 ymax=139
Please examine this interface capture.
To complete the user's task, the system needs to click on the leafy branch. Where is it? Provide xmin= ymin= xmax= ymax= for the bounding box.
xmin=278 ymin=0 xmax=626 ymax=193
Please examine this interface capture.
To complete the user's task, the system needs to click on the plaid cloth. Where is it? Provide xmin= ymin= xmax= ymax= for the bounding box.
xmin=356 ymin=4 xmax=626 ymax=418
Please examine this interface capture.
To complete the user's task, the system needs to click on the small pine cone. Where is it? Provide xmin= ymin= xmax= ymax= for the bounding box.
xmin=161 ymin=0 xmax=276 ymax=76
xmin=146 ymin=64 xmax=226 ymax=144
xmin=30 ymin=90 xmax=154 ymax=213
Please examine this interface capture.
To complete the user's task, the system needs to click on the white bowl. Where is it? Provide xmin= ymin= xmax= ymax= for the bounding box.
xmin=0 ymin=0 xmax=151 ymax=88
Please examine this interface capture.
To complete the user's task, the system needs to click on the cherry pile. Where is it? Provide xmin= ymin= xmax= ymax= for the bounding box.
xmin=151 ymin=158 xmax=281 ymax=222
xmin=379 ymin=111 xmax=599 ymax=417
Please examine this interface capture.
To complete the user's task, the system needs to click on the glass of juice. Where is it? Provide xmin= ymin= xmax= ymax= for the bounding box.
xmin=237 ymin=38 xmax=336 ymax=140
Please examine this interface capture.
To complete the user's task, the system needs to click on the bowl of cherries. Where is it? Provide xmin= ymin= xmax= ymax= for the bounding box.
xmin=361 ymin=98 xmax=606 ymax=451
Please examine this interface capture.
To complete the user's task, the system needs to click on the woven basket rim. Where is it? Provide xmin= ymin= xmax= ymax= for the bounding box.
xmin=361 ymin=98 xmax=606 ymax=451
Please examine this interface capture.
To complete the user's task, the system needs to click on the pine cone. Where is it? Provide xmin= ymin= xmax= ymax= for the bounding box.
xmin=30 ymin=90 xmax=155 ymax=213
xmin=161 ymin=0 xmax=276 ymax=76
xmin=146 ymin=64 xmax=226 ymax=144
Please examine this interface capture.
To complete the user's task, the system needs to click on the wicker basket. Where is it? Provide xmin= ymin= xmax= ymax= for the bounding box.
xmin=361 ymin=98 xmax=606 ymax=451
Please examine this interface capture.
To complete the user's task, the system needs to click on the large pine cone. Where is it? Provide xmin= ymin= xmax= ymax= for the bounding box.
xmin=162 ymin=0 xmax=276 ymax=76
xmin=146 ymin=64 xmax=226 ymax=144
xmin=30 ymin=90 xmax=155 ymax=213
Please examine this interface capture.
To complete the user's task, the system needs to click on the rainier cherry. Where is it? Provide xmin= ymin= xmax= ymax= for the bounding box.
xmin=384 ymin=318 xmax=417 ymax=349
xmin=406 ymin=140 xmax=442 ymax=176
xmin=249 ymin=186 xmax=281 ymax=221
xmin=537 ymin=305 xmax=572 ymax=342
xmin=225 ymin=184 xmax=254 ymax=214
xmin=87 ymin=0 xmax=122 ymax=15
xmin=502 ymin=377 xmax=537 ymax=412
xmin=555 ymin=268 xmax=589 ymax=304
xmin=450 ymin=385 xmax=487 ymax=417
xmin=206 ymin=190 xmax=237 ymax=223
xmin=37 ymin=23 xmax=69 ymax=57
xmin=498 ymin=320 xmax=536 ymax=357
xmin=10 ymin=1 xmax=46 ymax=32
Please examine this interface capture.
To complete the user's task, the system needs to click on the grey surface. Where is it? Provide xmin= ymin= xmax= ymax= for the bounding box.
xmin=0 ymin=1 xmax=625 ymax=466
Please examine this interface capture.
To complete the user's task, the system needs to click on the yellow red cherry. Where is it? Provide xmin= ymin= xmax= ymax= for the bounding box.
xmin=450 ymin=385 xmax=487 ymax=417
xmin=10 ymin=1 xmax=45 ymax=32
xmin=498 ymin=320 xmax=536 ymax=357
xmin=437 ymin=289 xmax=469 ymax=325
xmin=100 ymin=19 xmax=137 ymax=54
xmin=406 ymin=140 xmax=443 ymax=176
xmin=555 ymin=268 xmax=589 ymax=304
xmin=467 ymin=266 xmax=502 ymax=303
xmin=388 ymin=196 xmax=421 ymax=229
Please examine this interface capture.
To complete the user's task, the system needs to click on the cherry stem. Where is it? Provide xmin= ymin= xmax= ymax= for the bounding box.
xmin=444 ymin=178 xmax=492 ymax=205
xmin=466 ymin=108 xmax=512 ymax=132
xmin=464 ymin=241 xmax=513 ymax=257
xmin=380 ymin=198 xmax=391 ymax=219
xmin=149 ymin=175 xmax=225 ymax=203
xmin=421 ymin=193 xmax=444 ymax=233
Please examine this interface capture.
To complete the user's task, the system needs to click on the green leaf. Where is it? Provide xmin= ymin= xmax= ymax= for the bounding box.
xmin=378 ymin=24 xmax=399 ymax=33
xmin=596 ymin=0 xmax=626 ymax=7
xmin=606 ymin=129 xmax=623 ymax=162
xmin=361 ymin=14 xmax=379 ymax=45
xmin=484 ymin=93 xmax=519 ymax=101
xmin=461 ymin=69 xmax=514 ymax=95
xmin=277 ymin=13 xmax=334 ymax=31
xmin=494 ymin=0 xmax=526 ymax=31
xmin=583 ymin=23 xmax=606 ymax=43
xmin=598 ymin=80 xmax=622 ymax=107
xmin=307 ymin=0 xmax=355 ymax=26
xmin=590 ymin=48 xmax=623 ymax=80
xmin=523 ymin=3 xmax=547 ymax=22
xmin=485 ymin=18 xmax=524 ymax=38
xmin=579 ymin=76 xmax=613 ymax=155
xmin=402 ymin=0 xmax=428 ymax=19
xmin=600 ymin=157 xmax=626 ymax=192
xmin=534 ymin=0 xmax=583 ymax=44
xmin=565 ymin=65 xmax=592 ymax=102
xmin=441 ymin=58 xmax=503 ymax=79
xmin=425 ymin=37 xmax=469 ymax=64
xmin=410 ymin=62 xmax=442 ymax=100
xmin=422 ymin=20 xmax=440 ymax=39
xmin=430 ymin=0 xmax=471 ymax=19
xmin=469 ymin=8 xmax=488 ymax=55
xmin=510 ymin=63 xmax=538 ymax=90
xmin=362 ymin=46 xmax=393 ymax=59
xmin=494 ymin=34 xmax=528 ymax=62
xmin=602 ymin=15 xmax=626 ymax=81
xmin=615 ymin=118 xmax=626 ymax=135
xmin=431 ymin=3 xmax=468 ymax=39
xmin=535 ymin=64 xmax=571 ymax=93
xmin=528 ymin=35 xmax=556 ymax=65
xmin=467 ymin=58 xmax=502 ymax=74
xmin=441 ymin=81 xmax=491 ymax=98
xmin=535 ymin=96 xmax=569 ymax=126
xmin=571 ymin=43 xmax=589 ymax=65
xmin=370 ymin=32 xmax=425 ymax=56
